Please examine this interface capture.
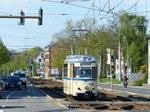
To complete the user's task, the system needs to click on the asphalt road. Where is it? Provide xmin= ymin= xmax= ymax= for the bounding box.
xmin=0 ymin=84 xmax=93 ymax=112
xmin=98 ymin=83 xmax=150 ymax=96
xmin=0 ymin=85 xmax=68 ymax=112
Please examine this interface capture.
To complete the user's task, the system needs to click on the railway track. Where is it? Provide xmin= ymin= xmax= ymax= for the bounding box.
xmin=63 ymin=91 xmax=150 ymax=111
xmin=29 ymin=78 xmax=150 ymax=111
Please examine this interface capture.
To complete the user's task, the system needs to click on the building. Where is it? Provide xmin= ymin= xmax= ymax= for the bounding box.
xmin=33 ymin=51 xmax=45 ymax=76
xmin=44 ymin=46 xmax=50 ymax=77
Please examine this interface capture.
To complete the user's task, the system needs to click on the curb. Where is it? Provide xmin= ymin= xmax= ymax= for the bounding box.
xmin=98 ymin=87 xmax=150 ymax=98
xmin=33 ymin=85 xmax=68 ymax=109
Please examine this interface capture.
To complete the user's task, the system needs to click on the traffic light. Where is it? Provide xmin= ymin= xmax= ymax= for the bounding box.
xmin=111 ymin=56 xmax=114 ymax=62
xmin=38 ymin=8 xmax=43 ymax=25
xmin=110 ymin=49 xmax=115 ymax=74
xmin=111 ymin=65 xmax=115 ymax=74
xmin=18 ymin=10 xmax=25 ymax=25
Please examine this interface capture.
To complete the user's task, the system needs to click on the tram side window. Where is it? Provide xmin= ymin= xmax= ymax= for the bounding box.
xmin=92 ymin=67 xmax=97 ymax=78
xmin=64 ymin=64 xmax=68 ymax=78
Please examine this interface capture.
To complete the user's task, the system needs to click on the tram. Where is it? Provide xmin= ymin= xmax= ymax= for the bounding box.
xmin=63 ymin=55 xmax=97 ymax=98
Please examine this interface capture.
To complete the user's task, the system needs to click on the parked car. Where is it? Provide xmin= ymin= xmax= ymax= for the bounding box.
xmin=5 ymin=76 xmax=21 ymax=90
xmin=0 ymin=75 xmax=7 ymax=81
xmin=55 ymin=75 xmax=62 ymax=80
xmin=13 ymin=72 xmax=27 ymax=87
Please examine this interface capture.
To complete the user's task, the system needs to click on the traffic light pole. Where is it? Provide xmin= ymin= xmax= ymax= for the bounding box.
xmin=110 ymin=49 xmax=115 ymax=91
xmin=0 ymin=15 xmax=40 ymax=18
xmin=0 ymin=8 xmax=43 ymax=25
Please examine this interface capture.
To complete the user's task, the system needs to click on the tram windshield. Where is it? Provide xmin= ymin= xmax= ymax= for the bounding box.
xmin=74 ymin=67 xmax=97 ymax=78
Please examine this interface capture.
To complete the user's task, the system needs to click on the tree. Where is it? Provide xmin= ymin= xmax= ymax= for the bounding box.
xmin=53 ymin=18 xmax=117 ymax=74
xmin=0 ymin=38 xmax=10 ymax=66
xmin=118 ymin=13 xmax=148 ymax=72
xmin=25 ymin=47 xmax=42 ymax=56
xmin=0 ymin=47 xmax=42 ymax=75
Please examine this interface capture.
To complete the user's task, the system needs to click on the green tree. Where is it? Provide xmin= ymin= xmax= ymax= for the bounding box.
xmin=0 ymin=38 xmax=10 ymax=66
xmin=53 ymin=19 xmax=117 ymax=74
xmin=118 ymin=13 xmax=148 ymax=72
xmin=0 ymin=47 xmax=42 ymax=75
xmin=25 ymin=47 xmax=42 ymax=56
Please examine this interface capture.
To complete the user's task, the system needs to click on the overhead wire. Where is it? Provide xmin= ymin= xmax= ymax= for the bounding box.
xmin=102 ymin=0 xmax=110 ymax=11
xmin=71 ymin=0 xmax=96 ymax=50
xmin=94 ymin=0 xmax=125 ymax=26
xmin=78 ymin=0 xmax=96 ymax=27
xmin=42 ymin=0 xmax=100 ymax=12
xmin=71 ymin=0 xmax=125 ymax=51
xmin=107 ymin=0 xmax=125 ymax=13
xmin=123 ymin=0 xmax=140 ymax=12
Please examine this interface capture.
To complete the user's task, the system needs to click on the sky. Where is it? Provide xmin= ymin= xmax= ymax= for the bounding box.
xmin=0 ymin=0 xmax=150 ymax=51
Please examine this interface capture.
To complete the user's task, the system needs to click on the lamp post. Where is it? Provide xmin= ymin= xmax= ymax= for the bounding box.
xmin=147 ymin=37 xmax=150 ymax=84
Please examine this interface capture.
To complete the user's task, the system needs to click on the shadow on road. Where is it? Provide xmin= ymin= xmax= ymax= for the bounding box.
xmin=0 ymin=106 xmax=26 ymax=109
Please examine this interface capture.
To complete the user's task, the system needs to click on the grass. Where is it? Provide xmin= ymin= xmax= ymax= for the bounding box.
xmin=99 ymin=78 xmax=122 ymax=84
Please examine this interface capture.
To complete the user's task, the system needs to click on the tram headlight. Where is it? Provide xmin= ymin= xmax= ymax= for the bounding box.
xmin=78 ymin=88 xmax=81 ymax=91
xmin=84 ymin=86 xmax=89 ymax=90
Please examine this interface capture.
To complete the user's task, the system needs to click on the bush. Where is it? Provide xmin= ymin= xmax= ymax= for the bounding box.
xmin=141 ymin=73 xmax=148 ymax=83
xmin=133 ymin=79 xmax=143 ymax=86
xmin=133 ymin=73 xmax=148 ymax=86
xmin=140 ymin=64 xmax=147 ymax=74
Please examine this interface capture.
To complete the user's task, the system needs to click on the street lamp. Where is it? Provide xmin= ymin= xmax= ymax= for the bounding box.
xmin=147 ymin=37 xmax=150 ymax=84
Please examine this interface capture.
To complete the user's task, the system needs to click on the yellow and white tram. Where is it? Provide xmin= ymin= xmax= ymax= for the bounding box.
xmin=63 ymin=55 xmax=97 ymax=98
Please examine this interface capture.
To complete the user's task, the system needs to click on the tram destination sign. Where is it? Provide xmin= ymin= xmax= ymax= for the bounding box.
xmin=81 ymin=63 xmax=91 ymax=66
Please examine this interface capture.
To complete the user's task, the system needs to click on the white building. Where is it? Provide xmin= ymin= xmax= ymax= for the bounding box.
xmin=33 ymin=51 xmax=45 ymax=75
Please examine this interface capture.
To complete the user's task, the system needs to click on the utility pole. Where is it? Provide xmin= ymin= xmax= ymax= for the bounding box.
xmin=147 ymin=37 xmax=150 ymax=84
xmin=49 ymin=44 xmax=51 ymax=77
xmin=72 ymin=29 xmax=89 ymax=55
xmin=118 ymin=41 xmax=122 ymax=81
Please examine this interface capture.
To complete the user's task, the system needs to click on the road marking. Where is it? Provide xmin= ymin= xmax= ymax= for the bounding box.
xmin=0 ymin=110 xmax=4 ymax=112
xmin=6 ymin=92 xmax=16 ymax=100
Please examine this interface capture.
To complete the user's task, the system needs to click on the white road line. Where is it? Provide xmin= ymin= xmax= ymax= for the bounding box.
xmin=6 ymin=92 xmax=16 ymax=100
xmin=0 ymin=110 xmax=4 ymax=112
xmin=2 ymin=105 xmax=5 ymax=108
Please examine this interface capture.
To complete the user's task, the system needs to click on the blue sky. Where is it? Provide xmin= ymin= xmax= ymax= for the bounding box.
xmin=0 ymin=0 xmax=150 ymax=51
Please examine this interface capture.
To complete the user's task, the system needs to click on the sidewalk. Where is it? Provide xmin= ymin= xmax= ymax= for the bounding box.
xmin=98 ymin=82 xmax=150 ymax=98
xmin=104 ymin=82 xmax=150 ymax=89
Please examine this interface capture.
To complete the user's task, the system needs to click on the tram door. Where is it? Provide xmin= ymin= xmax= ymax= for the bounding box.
xmin=68 ymin=63 xmax=74 ymax=95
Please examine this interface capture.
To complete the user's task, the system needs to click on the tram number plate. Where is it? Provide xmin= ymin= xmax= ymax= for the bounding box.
xmin=89 ymin=83 xmax=95 ymax=86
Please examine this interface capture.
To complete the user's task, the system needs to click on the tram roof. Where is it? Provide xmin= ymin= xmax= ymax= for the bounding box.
xmin=64 ymin=55 xmax=96 ymax=63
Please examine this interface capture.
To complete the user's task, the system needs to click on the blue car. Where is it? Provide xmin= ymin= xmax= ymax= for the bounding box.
xmin=5 ymin=76 xmax=21 ymax=90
